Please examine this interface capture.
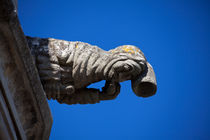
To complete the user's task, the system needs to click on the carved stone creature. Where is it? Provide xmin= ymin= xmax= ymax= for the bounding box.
xmin=26 ymin=36 xmax=157 ymax=105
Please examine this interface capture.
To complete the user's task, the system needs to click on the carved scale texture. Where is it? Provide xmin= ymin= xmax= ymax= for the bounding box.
xmin=26 ymin=36 xmax=146 ymax=105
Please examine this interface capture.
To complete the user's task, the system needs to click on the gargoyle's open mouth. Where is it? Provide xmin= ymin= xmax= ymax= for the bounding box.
xmin=131 ymin=62 xmax=157 ymax=97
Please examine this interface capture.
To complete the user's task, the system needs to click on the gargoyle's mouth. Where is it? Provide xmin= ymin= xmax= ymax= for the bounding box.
xmin=131 ymin=62 xmax=157 ymax=97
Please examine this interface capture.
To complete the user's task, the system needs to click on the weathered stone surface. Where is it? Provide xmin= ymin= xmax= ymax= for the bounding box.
xmin=0 ymin=0 xmax=52 ymax=139
xmin=0 ymin=0 xmax=157 ymax=138
xmin=27 ymin=37 xmax=157 ymax=105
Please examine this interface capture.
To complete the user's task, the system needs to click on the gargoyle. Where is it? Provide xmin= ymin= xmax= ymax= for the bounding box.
xmin=26 ymin=36 xmax=157 ymax=105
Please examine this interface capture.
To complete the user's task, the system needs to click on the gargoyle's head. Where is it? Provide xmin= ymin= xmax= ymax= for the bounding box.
xmin=108 ymin=45 xmax=157 ymax=97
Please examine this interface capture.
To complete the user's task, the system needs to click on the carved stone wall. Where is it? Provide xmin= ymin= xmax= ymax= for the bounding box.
xmin=0 ymin=0 xmax=52 ymax=139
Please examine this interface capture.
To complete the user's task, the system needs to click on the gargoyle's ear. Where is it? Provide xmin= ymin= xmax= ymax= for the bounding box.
xmin=131 ymin=62 xmax=157 ymax=97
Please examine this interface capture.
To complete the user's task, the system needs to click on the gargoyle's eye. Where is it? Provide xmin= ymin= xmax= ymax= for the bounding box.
xmin=124 ymin=64 xmax=132 ymax=72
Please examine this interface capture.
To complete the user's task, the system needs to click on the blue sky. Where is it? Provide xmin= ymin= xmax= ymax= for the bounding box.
xmin=19 ymin=0 xmax=210 ymax=139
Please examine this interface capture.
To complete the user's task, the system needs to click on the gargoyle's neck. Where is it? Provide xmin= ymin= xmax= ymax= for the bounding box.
xmin=72 ymin=44 xmax=112 ymax=88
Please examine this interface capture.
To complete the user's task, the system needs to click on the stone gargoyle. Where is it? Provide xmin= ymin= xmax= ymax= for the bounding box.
xmin=26 ymin=36 xmax=157 ymax=105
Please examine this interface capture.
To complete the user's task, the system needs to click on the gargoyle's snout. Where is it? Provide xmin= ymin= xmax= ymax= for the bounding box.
xmin=131 ymin=62 xmax=157 ymax=97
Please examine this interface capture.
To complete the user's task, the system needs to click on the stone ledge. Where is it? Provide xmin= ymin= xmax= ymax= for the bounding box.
xmin=0 ymin=0 xmax=53 ymax=139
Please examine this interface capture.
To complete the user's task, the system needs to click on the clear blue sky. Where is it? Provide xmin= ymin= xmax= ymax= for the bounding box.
xmin=19 ymin=0 xmax=210 ymax=139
